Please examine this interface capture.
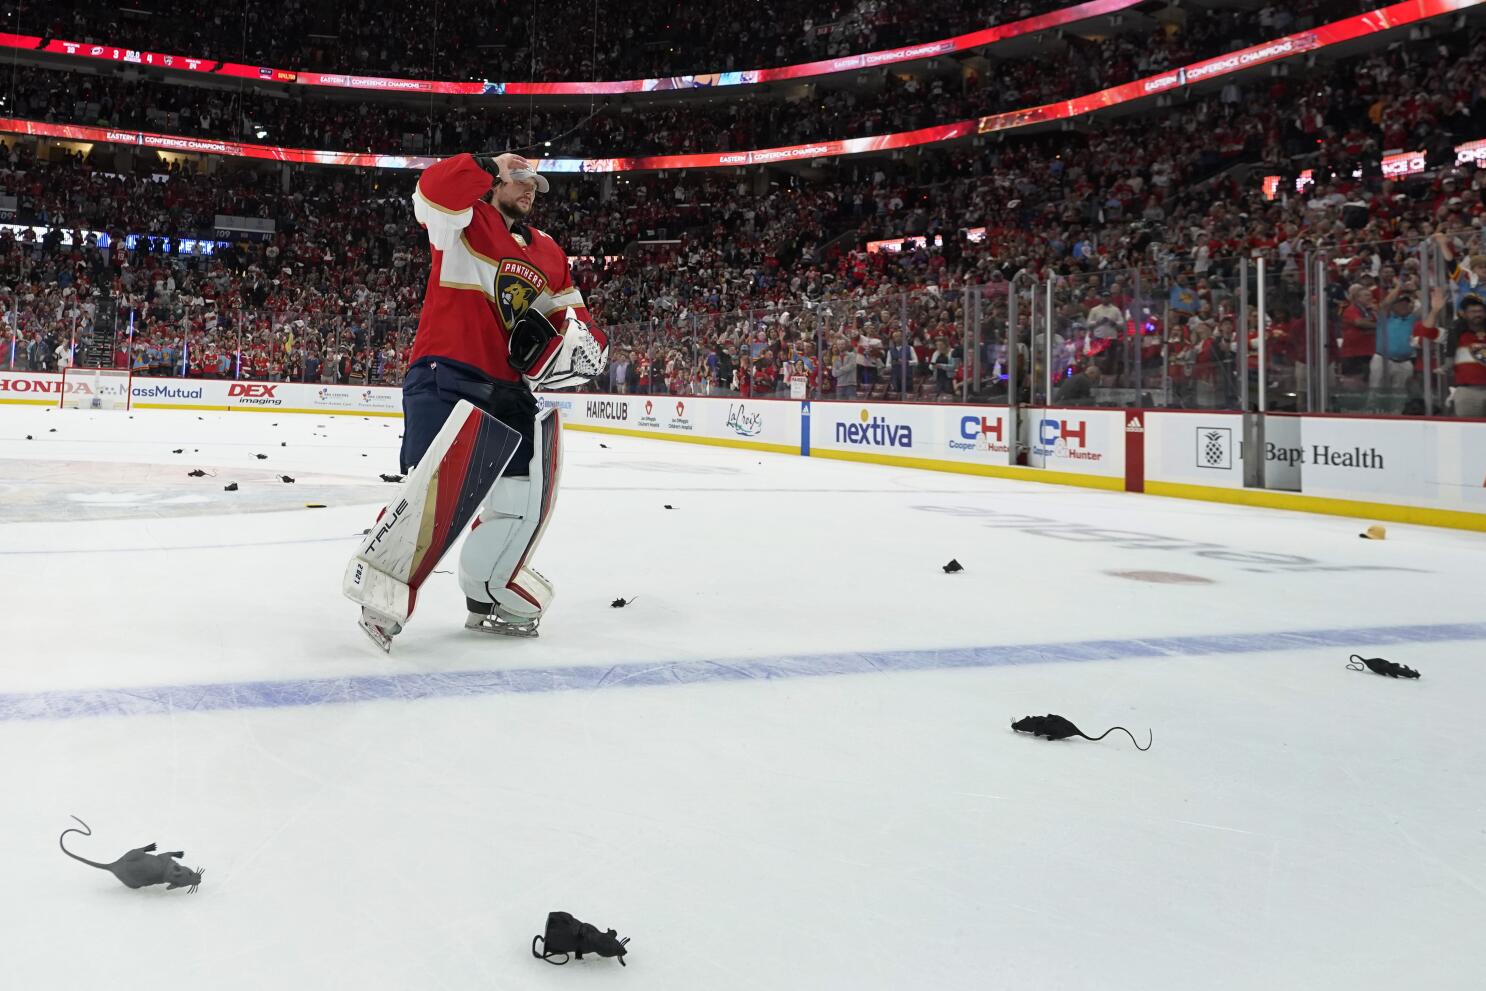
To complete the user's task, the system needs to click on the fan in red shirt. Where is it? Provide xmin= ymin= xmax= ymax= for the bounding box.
xmin=1336 ymin=284 xmax=1377 ymax=389
xmin=1416 ymin=290 xmax=1486 ymax=418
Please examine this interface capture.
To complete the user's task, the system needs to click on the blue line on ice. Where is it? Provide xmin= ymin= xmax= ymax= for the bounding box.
xmin=0 ymin=535 xmax=359 ymax=555
xmin=2 ymin=621 xmax=1480 ymax=722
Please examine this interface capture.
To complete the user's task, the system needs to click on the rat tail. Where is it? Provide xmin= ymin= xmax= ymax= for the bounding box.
xmin=59 ymin=815 xmax=111 ymax=870
xmin=1084 ymin=726 xmax=1153 ymax=751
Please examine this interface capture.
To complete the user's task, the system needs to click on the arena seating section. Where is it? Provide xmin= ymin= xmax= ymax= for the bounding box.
xmin=4 ymin=0 xmax=1484 ymax=415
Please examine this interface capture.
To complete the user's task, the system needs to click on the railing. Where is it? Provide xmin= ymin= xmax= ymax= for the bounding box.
xmin=8 ymin=228 xmax=1483 ymax=416
xmin=1 ymin=304 xmax=420 ymax=387
xmin=585 ymin=229 xmax=1486 ymax=419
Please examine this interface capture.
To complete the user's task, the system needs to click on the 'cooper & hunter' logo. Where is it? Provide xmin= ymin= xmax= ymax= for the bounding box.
xmin=496 ymin=258 xmax=547 ymax=331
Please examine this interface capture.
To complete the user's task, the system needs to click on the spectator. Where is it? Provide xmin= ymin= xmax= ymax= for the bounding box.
xmin=832 ymin=343 xmax=859 ymax=400
xmin=607 ymin=350 xmax=632 ymax=393
xmin=1056 ymin=364 xmax=1102 ymax=405
xmin=929 ymin=336 xmax=955 ymax=395
xmin=1337 ymin=284 xmax=1378 ymax=394
xmin=1417 ymin=290 xmax=1486 ymax=418
xmin=884 ymin=330 xmax=916 ymax=394
xmin=1371 ymin=284 xmax=1420 ymax=411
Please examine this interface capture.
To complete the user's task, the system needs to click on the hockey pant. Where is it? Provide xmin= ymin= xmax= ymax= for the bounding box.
xmin=458 ymin=405 xmax=562 ymax=622
xmin=400 ymin=359 xmax=536 ymax=474
xmin=343 ymin=399 xmax=521 ymax=623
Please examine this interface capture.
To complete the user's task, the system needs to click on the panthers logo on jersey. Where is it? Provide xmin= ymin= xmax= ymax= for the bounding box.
xmin=495 ymin=258 xmax=548 ymax=331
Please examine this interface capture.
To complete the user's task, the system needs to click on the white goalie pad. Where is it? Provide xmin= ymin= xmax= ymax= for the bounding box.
xmin=522 ymin=307 xmax=608 ymax=392
xmin=343 ymin=400 xmax=520 ymax=625
xmin=459 ymin=406 xmax=563 ymax=619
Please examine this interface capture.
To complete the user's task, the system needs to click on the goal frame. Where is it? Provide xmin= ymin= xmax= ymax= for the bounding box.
xmin=60 ymin=366 xmax=134 ymax=411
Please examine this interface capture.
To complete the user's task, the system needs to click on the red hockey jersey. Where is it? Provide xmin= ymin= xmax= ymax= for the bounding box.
xmin=409 ymin=153 xmax=604 ymax=382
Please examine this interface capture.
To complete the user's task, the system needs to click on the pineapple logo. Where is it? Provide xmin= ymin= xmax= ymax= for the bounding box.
xmin=1202 ymin=431 xmax=1224 ymax=464
xmin=1196 ymin=427 xmax=1232 ymax=469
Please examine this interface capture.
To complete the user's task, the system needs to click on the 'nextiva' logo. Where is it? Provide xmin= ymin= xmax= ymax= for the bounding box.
xmin=951 ymin=414 xmax=1009 ymax=453
xmin=834 ymin=409 xmax=913 ymax=448
xmin=585 ymin=400 xmax=628 ymax=421
xmin=1034 ymin=419 xmax=1102 ymax=461
xmin=228 ymin=383 xmax=282 ymax=406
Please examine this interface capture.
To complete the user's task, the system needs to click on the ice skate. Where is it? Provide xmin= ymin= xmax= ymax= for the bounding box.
xmin=358 ymin=607 xmax=403 ymax=653
xmin=465 ymin=599 xmax=541 ymax=638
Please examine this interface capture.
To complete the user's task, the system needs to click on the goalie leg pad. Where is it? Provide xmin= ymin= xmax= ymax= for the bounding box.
xmin=459 ymin=407 xmax=562 ymax=621
xmin=344 ymin=400 xmax=521 ymax=625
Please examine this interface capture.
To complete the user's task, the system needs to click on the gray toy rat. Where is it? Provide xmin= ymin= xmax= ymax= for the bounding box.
xmin=60 ymin=816 xmax=203 ymax=892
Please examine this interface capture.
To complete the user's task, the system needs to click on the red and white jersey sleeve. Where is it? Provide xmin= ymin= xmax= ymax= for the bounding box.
xmin=413 ymin=153 xmax=490 ymax=251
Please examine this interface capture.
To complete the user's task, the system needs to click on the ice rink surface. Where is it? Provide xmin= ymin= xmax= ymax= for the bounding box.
xmin=1 ymin=405 xmax=1483 ymax=990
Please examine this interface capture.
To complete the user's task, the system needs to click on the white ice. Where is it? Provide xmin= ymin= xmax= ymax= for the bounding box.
xmin=1 ymin=405 xmax=1483 ymax=990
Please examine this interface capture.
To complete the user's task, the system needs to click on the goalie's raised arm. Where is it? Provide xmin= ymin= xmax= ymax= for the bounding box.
xmin=412 ymin=153 xmax=495 ymax=250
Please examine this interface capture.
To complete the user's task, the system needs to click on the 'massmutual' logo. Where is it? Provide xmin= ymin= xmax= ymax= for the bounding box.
xmin=133 ymin=384 xmax=203 ymax=400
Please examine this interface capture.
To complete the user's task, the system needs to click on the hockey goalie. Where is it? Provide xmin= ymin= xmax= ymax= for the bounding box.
xmin=343 ymin=151 xmax=608 ymax=651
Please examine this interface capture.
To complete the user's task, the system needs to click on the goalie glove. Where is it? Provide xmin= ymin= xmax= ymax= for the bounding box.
xmin=518 ymin=306 xmax=608 ymax=391
xmin=508 ymin=307 xmax=562 ymax=376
